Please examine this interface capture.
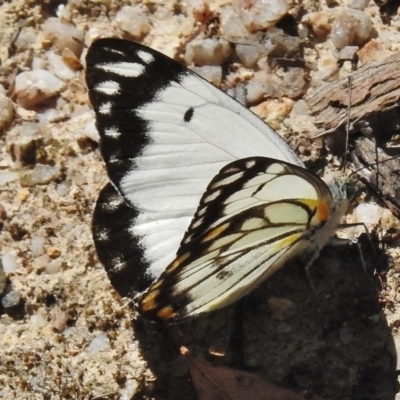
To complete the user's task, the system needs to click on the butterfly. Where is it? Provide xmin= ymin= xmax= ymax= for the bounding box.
xmin=85 ymin=38 xmax=351 ymax=322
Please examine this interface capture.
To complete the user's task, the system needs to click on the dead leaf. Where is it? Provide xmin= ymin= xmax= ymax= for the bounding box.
xmin=181 ymin=347 xmax=326 ymax=400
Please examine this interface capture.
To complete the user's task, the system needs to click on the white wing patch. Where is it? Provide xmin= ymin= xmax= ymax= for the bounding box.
xmin=97 ymin=61 xmax=146 ymax=77
xmin=95 ymin=80 xmax=121 ymax=95
xmin=104 ymin=127 xmax=121 ymax=139
xmin=98 ymin=101 xmax=112 ymax=115
xmin=137 ymin=50 xmax=154 ymax=64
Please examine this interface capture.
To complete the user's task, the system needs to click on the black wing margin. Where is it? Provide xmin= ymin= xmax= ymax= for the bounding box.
xmin=85 ymin=38 xmax=189 ymax=185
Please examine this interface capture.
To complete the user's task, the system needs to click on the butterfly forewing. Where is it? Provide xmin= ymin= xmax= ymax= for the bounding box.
xmin=86 ymin=38 xmax=305 ymax=296
xmin=139 ymin=157 xmax=335 ymax=321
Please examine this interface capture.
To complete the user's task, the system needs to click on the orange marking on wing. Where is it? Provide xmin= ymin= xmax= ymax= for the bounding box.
xmin=157 ymin=306 xmax=176 ymax=320
xmin=302 ymin=199 xmax=330 ymax=223
xmin=202 ymin=222 xmax=230 ymax=243
xmin=140 ymin=289 xmax=160 ymax=311
xmin=167 ymin=252 xmax=190 ymax=272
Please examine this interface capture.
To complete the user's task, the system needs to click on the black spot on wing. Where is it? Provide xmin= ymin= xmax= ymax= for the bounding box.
xmin=85 ymin=38 xmax=189 ymax=186
xmin=184 ymin=107 xmax=194 ymax=122
xmin=93 ymin=182 xmax=152 ymax=297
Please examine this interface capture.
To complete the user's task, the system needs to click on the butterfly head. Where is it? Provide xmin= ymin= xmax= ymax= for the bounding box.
xmin=331 ymin=175 xmax=356 ymax=202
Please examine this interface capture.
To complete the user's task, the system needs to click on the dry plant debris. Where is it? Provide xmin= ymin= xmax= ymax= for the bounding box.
xmin=306 ymin=50 xmax=400 ymax=136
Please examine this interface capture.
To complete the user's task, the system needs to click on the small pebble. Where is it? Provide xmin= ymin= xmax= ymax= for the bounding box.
xmin=246 ymin=73 xmax=281 ymax=104
xmin=233 ymin=0 xmax=289 ymax=31
xmin=56 ymin=181 xmax=71 ymax=197
xmin=220 ymin=5 xmax=250 ymax=39
xmin=353 ymin=202 xmax=382 ymax=236
xmin=330 ymin=9 xmax=374 ymax=50
xmin=338 ymin=45 xmax=359 ymax=61
xmin=357 ymin=39 xmax=389 ymax=63
xmin=82 ymin=119 xmax=100 ymax=143
xmin=87 ymin=333 xmax=110 ymax=356
xmin=0 ymin=172 xmax=19 ymax=185
xmin=190 ymin=0 xmax=211 ymax=23
xmin=349 ymin=0 xmax=370 ymax=10
xmin=14 ymin=69 xmax=66 ymax=108
xmin=2 ymin=290 xmax=21 ymax=308
xmin=312 ymin=57 xmax=339 ymax=82
xmin=235 ymin=43 xmax=268 ymax=68
xmin=291 ymin=99 xmax=309 ymax=116
xmin=42 ymin=17 xmax=84 ymax=57
xmin=251 ymin=98 xmax=293 ymax=129
xmin=47 ymin=50 xmax=76 ymax=81
xmin=120 ymin=380 xmax=140 ymax=400
xmin=46 ymin=259 xmax=63 ymax=274
xmin=32 ymin=57 xmax=46 ymax=70
xmin=46 ymin=109 xmax=70 ymax=123
xmin=15 ymin=106 xmax=37 ymax=121
xmin=20 ymin=164 xmax=62 ymax=187
xmin=0 ymin=93 xmax=14 ymax=134
xmin=33 ymin=254 xmax=50 ymax=271
xmin=0 ymin=259 xmax=6 ymax=295
xmin=115 ymin=5 xmax=150 ymax=39
xmin=29 ymin=377 xmax=47 ymax=394
xmin=6 ymin=123 xmax=42 ymax=166
xmin=49 ymin=306 xmax=69 ymax=331
xmin=281 ymin=67 xmax=308 ymax=99
xmin=185 ymin=38 xmax=231 ymax=66
xmin=302 ymin=11 xmax=331 ymax=40
xmin=30 ymin=236 xmax=45 ymax=256
xmin=1 ymin=252 xmax=21 ymax=274
xmin=191 ymin=65 xmax=222 ymax=86
xmin=30 ymin=314 xmax=47 ymax=328
xmin=14 ymin=27 xmax=37 ymax=51
xmin=47 ymin=247 xmax=61 ymax=259
xmin=18 ymin=188 xmax=30 ymax=202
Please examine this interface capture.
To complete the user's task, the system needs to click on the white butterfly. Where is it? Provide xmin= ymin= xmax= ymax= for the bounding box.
xmin=85 ymin=38 xmax=351 ymax=321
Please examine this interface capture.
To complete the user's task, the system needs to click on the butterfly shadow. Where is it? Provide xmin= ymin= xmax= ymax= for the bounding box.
xmin=131 ymin=234 xmax=397 ymax=400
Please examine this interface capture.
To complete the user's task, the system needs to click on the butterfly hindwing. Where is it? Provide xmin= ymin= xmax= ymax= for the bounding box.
xmin=86 ymin=38 xmax=305 ymax=295
xmin=92 ymin=183 xmax=152 ymax=296
xmin=139 ymin=157 xmax=335 ymax=321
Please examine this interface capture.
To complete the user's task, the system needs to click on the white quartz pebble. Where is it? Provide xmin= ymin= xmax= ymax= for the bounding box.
xmin=233 ymin=0 xmax=289 ymax=31
xmin=14 ymin=70 xmax=66 ymax=108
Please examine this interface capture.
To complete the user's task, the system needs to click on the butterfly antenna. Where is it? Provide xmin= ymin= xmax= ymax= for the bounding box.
xmin=341 ymin=75 xmax=353 ymax=172
xmin=374 ymin=130 xmax=381 ymax=189
xmin=349 ymin=153 xmax=400 ymax=179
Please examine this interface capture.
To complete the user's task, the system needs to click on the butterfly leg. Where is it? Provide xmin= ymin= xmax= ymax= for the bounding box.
xmin=335 ymin=222 xmax=381 ymax=287
xmin=304 ymin=249 xmax=322 ymax=293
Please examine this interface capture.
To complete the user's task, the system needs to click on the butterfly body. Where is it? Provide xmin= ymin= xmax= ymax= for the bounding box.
xmin=86 ymin=38 xmax=350 ymax=322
